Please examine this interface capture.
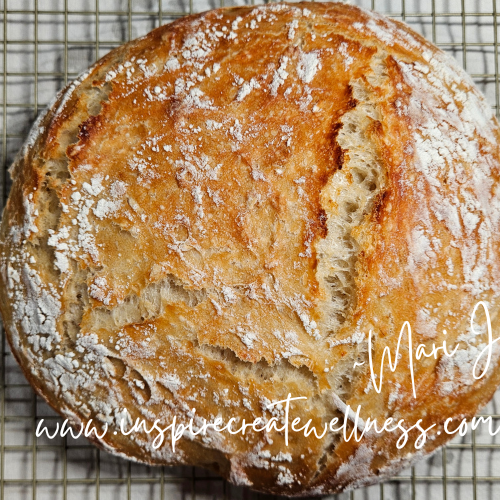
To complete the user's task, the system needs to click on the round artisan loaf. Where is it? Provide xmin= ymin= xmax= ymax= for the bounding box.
xmin=2 ymin=1 xmax=500 ymax=495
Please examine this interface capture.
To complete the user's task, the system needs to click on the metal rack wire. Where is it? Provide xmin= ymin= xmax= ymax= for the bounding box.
xmin=1 ymin=0 xmax=500 ymax=499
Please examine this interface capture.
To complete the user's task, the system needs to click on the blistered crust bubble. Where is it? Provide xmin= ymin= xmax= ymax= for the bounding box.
xmin=2 ymin=2 xmax=500 ymax=496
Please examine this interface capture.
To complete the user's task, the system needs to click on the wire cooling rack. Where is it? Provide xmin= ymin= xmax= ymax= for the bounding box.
xmin=2 ymin=0 xmax=500 ymax=499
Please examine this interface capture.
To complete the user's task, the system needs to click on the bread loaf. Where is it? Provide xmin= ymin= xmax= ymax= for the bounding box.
xmin=2 ymin=2 xmax=500 ymax=495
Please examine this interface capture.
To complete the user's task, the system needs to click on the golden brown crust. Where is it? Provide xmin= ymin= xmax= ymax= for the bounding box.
xmin=2 ymin=2 xmax=500 ymax=495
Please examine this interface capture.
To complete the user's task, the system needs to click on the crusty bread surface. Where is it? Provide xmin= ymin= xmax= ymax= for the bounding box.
xmin=2 ymin=2 xmax=500 ymax=496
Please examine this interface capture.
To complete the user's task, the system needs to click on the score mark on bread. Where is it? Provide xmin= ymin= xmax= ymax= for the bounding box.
xmin=1 ymin=2 xmax=500 ymax=496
